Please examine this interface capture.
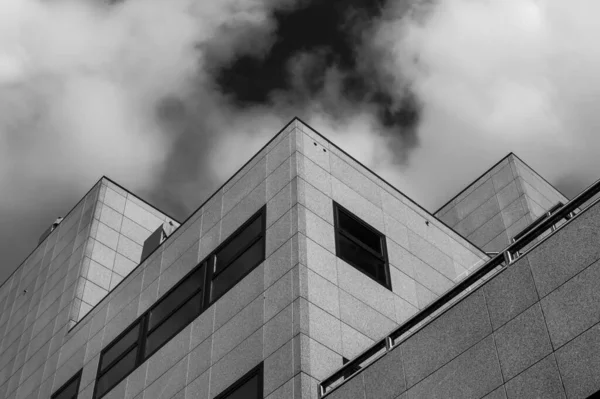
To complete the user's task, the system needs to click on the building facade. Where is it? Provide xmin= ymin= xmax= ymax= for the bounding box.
xmin=0 ymin=118 xmax=597 ymax=399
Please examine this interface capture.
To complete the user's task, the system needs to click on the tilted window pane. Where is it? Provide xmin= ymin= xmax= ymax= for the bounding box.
xmin=100 ymin=323 xmax=140 ymax=372
xmin=148 ymin=265 xmax=205 ymax=330
xmin=220 ymin=373 xmax=260 ymax=399
xmin=211 ymin=238 xmax=264 ymax=301
xmin=51 ymin=373 xmax=80 ymax=399
xmin=338 ymin=234 xmax=386 ymax=283
xmin=337 ymin=210 xmax=382 ymax=254
xmin=215 ymin=216 xmax=262 ymax=274
xmin=145 ymin=291 xmax=202 ymax=357
xmin=96 ymin=347 xmax=137 ymax=398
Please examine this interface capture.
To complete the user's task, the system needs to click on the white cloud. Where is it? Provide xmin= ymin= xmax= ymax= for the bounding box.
xmin=373 ymin=0 xmax=600 ymax=208
xmin=0 ymin=0 xmax=292 ymax=213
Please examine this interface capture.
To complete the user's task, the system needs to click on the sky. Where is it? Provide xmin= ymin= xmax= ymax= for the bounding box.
xmin=2 ymin=0 xmax=600 ymax=283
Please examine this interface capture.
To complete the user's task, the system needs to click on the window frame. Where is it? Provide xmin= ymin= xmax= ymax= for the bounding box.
xmin=94 ymin=206 xmax=266 ymax=399
xmin=94 ymin=320 xmax=144 ymax=399
xmin=333 ymin=202 xmax=391 ymax=289
xmin=51 ymin=369 xmax=82 ymax=399
xmin=214 ymin=363 xmax=263 ymax=399
xmin=207 ymin=208 xmax=266 ymax=305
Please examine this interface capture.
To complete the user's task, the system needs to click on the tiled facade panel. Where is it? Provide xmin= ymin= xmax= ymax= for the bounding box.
xmin=327 ymin=199 xmax=600 ymax=399
xmin=72 ymin=179 xmax=180 ymax=324
xmin=1 ymin=122 xmax=306 ymax=399
xmin=437 ymin=155 xmax=569 ymax=253
xmin=3 ymin=118 xmax=584 ymax=399
xmin=0 ymin=183 xmax=100 ymax=399
xmin=292 ymin=120 xmax=489 ymax=387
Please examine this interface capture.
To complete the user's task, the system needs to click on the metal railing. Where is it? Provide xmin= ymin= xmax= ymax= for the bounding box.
xmin=318 ymin=177 xmax=600 ymax=398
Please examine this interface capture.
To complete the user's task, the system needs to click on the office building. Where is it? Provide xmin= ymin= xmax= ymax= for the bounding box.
xmin=0 ymin=118 xmax=598 ymax=399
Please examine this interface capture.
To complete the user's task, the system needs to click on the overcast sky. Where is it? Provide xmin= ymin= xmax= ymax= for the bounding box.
xmin=1 ymin=0 xmax=600 ymax=284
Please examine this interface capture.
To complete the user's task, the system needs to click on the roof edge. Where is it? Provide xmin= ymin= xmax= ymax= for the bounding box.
xmin=294 ymin=117 xmax=488 ymax=257
xmin=433 ymin=152 xmax=515 ymax=216
xmin=100 ymin=176 xmax=182 ymax=224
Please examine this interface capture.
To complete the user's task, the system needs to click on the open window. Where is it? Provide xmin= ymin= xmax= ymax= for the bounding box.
xmin=333 ymin=202 xmax=391 ymax=289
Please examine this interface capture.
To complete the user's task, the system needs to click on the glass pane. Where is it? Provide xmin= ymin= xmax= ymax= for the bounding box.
xmin=96 ymin=347 xmax=137 ymax=398
xmin=149 ymin=265 xmax=204 ymax=330
xmin=52 ymin=376 xmax=79 ymax=399
xmin=221 ymin=373 xmax=260 ymax=399
xmin=211 ymin=238 xmax=264 ymax=301
xmin=216 ymin=216 xmax=262 ymax=273
xmin=145 ymin=291 xmax=202 ymax=357
xmin=100 ymin=323 xmax=140 ymax=371
xmin=338 ymin=234 xmax=386 ymax=283
xmin=337 ymin=210 xmax=382 ymax=254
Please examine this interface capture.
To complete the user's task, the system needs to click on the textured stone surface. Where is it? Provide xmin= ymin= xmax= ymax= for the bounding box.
xmin=541 ymin=259 xmax=600 ymax=348
xmin=339 ymin=290 xmax=397 ymax=341
xmin=407 ymin=336 xmax=503 ymax=399
xmin=504 ymin=354 xmax=566 ymax=399
xmin=494 ymin=304 xmax=553 ymax=380
xmin=528 ymin=203 xmax=600 ymax=297
xmin=363 ymin=346 xmax=406 ymax=399
xmin=482 ymin=387 xmax=508 ymax=399
xmin=555 ymin=323 xmax=600 ymax=399
xmin=402 ymin=290 xmax=492 ymax=388
xmin=325 ymin=374 xmax=365 ymax=399
xmin=483 ymin=257 xmax=539 ymax=330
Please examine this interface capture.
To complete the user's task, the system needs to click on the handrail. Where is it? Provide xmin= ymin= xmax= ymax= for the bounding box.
xmin=512 ymin=202 xmax=564 ymax=243
xmin=319 ymin=177 xmax=600 ymax=398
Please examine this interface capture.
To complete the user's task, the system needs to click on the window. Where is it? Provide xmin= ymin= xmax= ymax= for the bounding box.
xmin=51 ymin=370 xmax=81 ymax=399
xmin=145 ymin=264 xmax=205 ymax=357
xmin=95 ymin=207 xmax=266 ymax=398
xmin=333 ymin=203 xmax=391 ymax=288
xmin=215 ymin=364 xmax=262 ymax=399
xmin=95 ymin=322 xmax=142 ymax=398
xmin=209 ymin=211 xmax=265 ymax=302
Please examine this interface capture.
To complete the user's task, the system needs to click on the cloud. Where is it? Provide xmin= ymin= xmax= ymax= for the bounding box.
xmin=0 ymin=0 xmax=297 ymax=277
xmin=372 ymin=0 xmax=600 ymax=208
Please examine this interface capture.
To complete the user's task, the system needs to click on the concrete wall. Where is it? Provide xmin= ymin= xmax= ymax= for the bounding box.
xmin=293 ymin=120 xmax=488 ymax=389
xmin=72 ymin=178 xmax=179 ymax=324
xmin=0 ymin=118 xmax=492 ymax=399
xmin=436 ymin=154 xmax=569 ymax=253
xmin=0 ymin=182 xmax=100 ymax=399
xmin=3 ymin=121 xmax=302 ymax=399
xmin=328 ymin=197 xmax=600 ymax=399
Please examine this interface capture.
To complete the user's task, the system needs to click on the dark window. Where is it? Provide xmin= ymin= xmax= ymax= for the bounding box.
xmin=95 ymin=207 xmax=266 ymax=398
xmin=210 ymin=210 xmax=265 ymax=302
xmin=215 ymin=364 xmax=262 ymax=399
xmin=96 ymin=322 xmax=142 ymax=398
xmin=147 ymin=265 xmax=205 ymax=331
xmin=333 ymin=203 xmax=391 ymax=288
xmin=145 ymin=290 xmax=202 ymax=356
xmin=100 ymin=323 xmax=140 ymax=372
xmin=96 ymin=348 xmax=138 ymax=398
xmin=51 ymin=370 xmax=81 ymax=399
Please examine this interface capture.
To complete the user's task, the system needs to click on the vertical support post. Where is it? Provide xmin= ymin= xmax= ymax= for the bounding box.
xmin=503 ymin=250 xmax=513 ymax=265
xmin=385 ymin=336 xmax=393 ymax=351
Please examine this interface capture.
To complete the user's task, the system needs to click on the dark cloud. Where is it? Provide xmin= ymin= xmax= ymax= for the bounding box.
xmin=142 ymin=0 xmax=423 ymax=220
xmin=214 ymin=0 xmax=421 ymax=134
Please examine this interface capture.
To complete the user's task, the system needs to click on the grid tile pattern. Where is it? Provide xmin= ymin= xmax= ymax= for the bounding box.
xmin=436 ymin=154 xmax=569 ymax=252
xmin=293 ymin=120 xmax=489 ymax=385
xmin=72 ymin=179 xmax=179 ymax=325
xmin=326 ymin=199 xmax=600 ymax=399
